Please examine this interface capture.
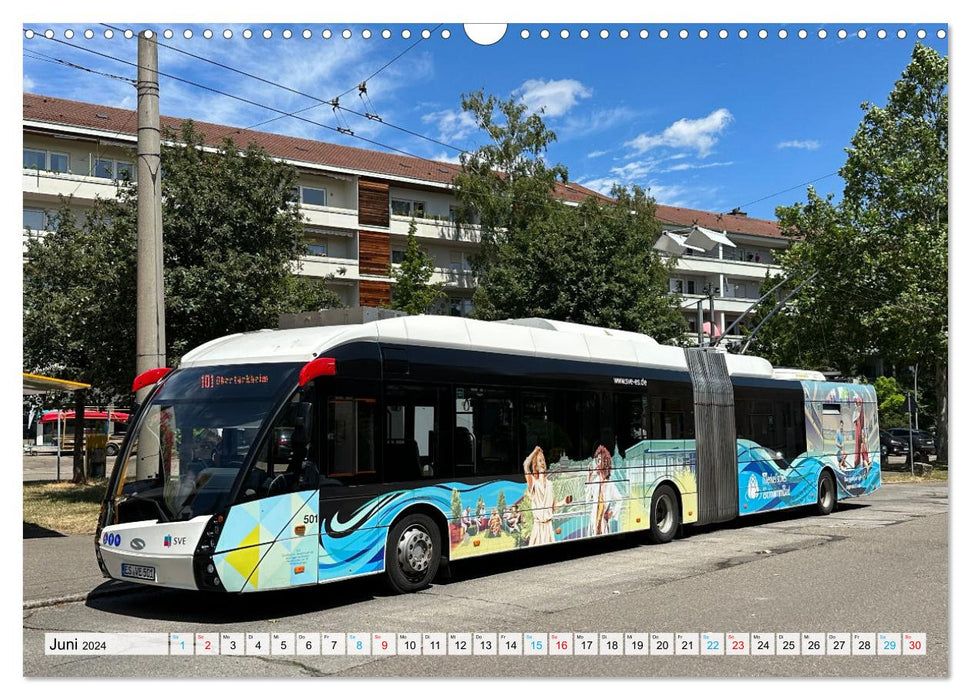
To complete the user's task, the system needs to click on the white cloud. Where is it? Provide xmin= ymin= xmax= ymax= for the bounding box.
xmin=777 ymin=139 xmax=821 ymax=150
xmin=421 ymin=108 xmax=479 ymax=144
xmin=662 ymin=161 xmax=733 ymax=173
xmin=24 ymin=75 xmax=35 ymax=91
xmin=427 ymin=150 xmax=462 ymax=165
xmin=514 ymin=78 xmax=593 ymax=118
xmin=587 ymin=150 xmax=607 ymax=159
xmin=559 ymin=105 xmax=635 ymax=138
xmin=626 ymin=108 xmax=733 ymax=158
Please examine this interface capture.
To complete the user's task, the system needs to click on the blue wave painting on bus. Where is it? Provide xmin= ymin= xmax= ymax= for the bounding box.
xmin=95 ymin=316 xmax=882 ymax=594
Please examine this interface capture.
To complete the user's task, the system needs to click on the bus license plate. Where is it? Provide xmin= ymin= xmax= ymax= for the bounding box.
xmin=121 ymin=563 xmax=156 ymax=581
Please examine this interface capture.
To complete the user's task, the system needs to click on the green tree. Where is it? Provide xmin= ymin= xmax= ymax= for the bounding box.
xmin=23 ymin=121 xmax=341 ymax=402
xmin=874 ymin=376 xmax=909 ymax=430
xmin=450 ymin=488 xmax=463 ymax=521
xmin=452 ymin=91 xmax=685 ymax=341
xmin=389 ymin=219 xmax=445 ymax=314
xmin=496 ymin=490 xmax=507 ymax=517
xmin=755 ymin=44 xmax=947 ymax=459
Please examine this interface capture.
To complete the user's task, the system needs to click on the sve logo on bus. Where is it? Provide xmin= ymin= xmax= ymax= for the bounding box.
xmin=101 ymin=533 xmax=121 ymax=547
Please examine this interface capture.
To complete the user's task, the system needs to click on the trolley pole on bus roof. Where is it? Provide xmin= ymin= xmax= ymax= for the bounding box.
xmin=136 ymin=31 xmax=166 ymax=479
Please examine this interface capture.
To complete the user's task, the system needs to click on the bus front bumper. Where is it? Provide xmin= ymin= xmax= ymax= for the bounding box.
xmin=97 ymin=518 xmax=210 ymax=591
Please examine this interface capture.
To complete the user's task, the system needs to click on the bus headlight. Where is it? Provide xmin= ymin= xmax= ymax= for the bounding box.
xmin=192 ymin=513 xmax=227 ymax=592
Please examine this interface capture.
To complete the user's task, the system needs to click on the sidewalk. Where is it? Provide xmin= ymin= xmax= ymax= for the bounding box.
xmin=23 ymin=532 xmax=137 ymax=607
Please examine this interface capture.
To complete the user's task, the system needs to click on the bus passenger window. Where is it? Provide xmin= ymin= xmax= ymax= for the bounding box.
xmin=328 ymin=397 xmax=376 ymax=477
xmin=521 ymin=393 xmax=571 ymax=464
xmin=455 ymin=387 xmax=516 ymax=476
xmin=616 ymin=394 xmax=650 ymax=455
xmin=385 ymin=385 xmax=442 ymax=481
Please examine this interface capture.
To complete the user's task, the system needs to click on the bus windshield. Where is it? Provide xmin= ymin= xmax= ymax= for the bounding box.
xmin=109 ymin=363 xmax=299 ymax=523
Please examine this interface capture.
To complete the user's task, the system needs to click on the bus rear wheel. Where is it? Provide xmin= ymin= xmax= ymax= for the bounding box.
xmin=385 ymin=514 xmax=440 ymax=594
xmin=648 ymin=484 xmax=680 ymax=544
xmin=816 ymin=471 xmax=836 ymax=516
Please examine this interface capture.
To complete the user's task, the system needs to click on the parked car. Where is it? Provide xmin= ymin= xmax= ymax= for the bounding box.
xmin=887 ymin=428 xmax=936 ymax=456
xmin=106 ymin=431 xmax=127 ymax=457
xmin=880 ymin=430 xmax=907 ymax=459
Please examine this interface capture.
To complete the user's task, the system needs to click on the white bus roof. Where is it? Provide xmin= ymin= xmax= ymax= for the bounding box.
xmin=179 ymin=315 xmax=777 ymax=379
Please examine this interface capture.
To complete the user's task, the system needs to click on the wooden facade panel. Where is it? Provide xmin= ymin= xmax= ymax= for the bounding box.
xmin=358 ymin=178 xmax=390 ymax=228
xmin=359 ymin=280 xmax=391 ymax=308
xmin=359 ymin=229 xmax=391 ymax=276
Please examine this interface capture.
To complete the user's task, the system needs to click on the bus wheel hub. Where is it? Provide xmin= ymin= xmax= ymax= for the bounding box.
xmin=397 ymin=527 xmax=433 ymax=575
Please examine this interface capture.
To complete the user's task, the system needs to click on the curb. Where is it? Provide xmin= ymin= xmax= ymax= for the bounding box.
xmin=24 ymin=583 xmax=143 ymax=610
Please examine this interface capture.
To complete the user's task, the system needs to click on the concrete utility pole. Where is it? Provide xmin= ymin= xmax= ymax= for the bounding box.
xmin=136 ymin=31 xmax=166 ymax=479
xmin=703 ymin=283 xmax=719 ymax=346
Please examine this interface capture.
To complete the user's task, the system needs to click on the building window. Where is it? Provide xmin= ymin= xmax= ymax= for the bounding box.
xmin=669 ymin=278 xmax=684 ymax=294
xmin=300 ymin=186 xmax=327 ymax=207
xmin=93 ymin=158 xmax=134 ymax=181
xmin=24 ymin=149 xmax=70 ymax=173
xmin=725 ymin=278 xmax=760 ymax=300
xmin=449 ymin=251 xmax=470 ymax=273
xmin=23 ymin=208 xmax=52 ymax=231
xmin=49 ymin=153 xmax=69 ymax=173
xmin=391 ymin=249 xmax=405 ymax=264
xmin=448 ymin=297 xmax=473 ymax=317
xmin=24 ymin=149 xmax=46 ymax=170
xmin=391 ymin=199 xmax=426 ymax=218
xmin=306 ymin=243 xmax=327 ymax=257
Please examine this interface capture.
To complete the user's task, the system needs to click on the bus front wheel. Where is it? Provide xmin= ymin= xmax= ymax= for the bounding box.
xmin=385 ymin=514 xmax=440 ymax=593
xmin=648 ymin=484 xmax=680 ymax=544
xmin=816 ymin=471 xmax=836 ymax=516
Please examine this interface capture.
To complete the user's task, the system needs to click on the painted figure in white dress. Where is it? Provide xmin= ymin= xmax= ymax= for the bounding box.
xmin=523 ymin=446 xmax=570 ymax=546
xmin=585 ymin=445 xmax=622 ymax=536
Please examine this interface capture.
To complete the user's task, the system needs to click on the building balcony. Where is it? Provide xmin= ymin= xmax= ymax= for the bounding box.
xmin=299 ymin=204 xmax=359 ymax=232
xmin=679 ymin=294 xmax=760 ymax=314
xmin=23 ymin=169 xmax=122 ymax=205
xmin=438 ymin=267 xmax=475 ymax=289
xmin=388 ymin=214 xmax=482 ymax=244
xmin=295 ymin=256 xmax=359 ymax=282
xmin=665 ymin=254 xmax=780 ymax=279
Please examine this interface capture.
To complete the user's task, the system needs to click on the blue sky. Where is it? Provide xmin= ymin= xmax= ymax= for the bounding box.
xmin=22 ymin=22 xmax=947 ymax=221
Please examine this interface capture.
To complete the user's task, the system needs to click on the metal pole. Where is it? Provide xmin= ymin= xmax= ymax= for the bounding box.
xmin=56 ymin=410 xmax=61 ymax=481
xmin=708 ymin=288 xmax=715 ymax=346
xmin=913 ymin=364 xmax=919 ymax=433
xmin=696 ymin=300 xmax=704 ymax=347
xmin=136 ymin=31 xmax=166 ymax=479
xmin=908 ymin=393 xmax=915 ymax=477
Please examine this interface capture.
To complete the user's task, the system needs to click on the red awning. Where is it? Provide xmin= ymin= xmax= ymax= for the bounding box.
xmin=39 ymin=410 xmax=130 ymax=424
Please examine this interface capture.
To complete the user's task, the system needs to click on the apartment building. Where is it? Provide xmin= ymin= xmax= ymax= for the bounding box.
xmin=23 ymin=93 xmax=789 ymax=328
xmin=651 ymin=206 xmax=790 ymax=342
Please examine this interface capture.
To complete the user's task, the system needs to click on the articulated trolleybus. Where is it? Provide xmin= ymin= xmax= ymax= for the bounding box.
xmin=96 ymin=316 xmax=880 ymax=594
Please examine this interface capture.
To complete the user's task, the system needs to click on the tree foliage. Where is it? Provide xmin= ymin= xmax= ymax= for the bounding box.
xmin=389 ymin=219 xmax=445 ymax=315
xmin=873 ymin=376 xmax=909 ymax=430
xmin=751 ymin=43 xmax=948 ymax=458
xmin=23 ymin=122 xmax=341 ymax=402
xmin=452 ymin=91 xmax=685 ymax=342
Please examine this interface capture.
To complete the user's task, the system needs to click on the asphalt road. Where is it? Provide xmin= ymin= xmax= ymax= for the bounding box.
xmin=23 ymin=482 xmax=947 ymax=678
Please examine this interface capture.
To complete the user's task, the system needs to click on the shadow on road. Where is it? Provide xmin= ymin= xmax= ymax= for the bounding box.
xmin=84 ymin=576 xmax=383 ymax=623
xmin=23 ymin=522 xmax=67 ymax=539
